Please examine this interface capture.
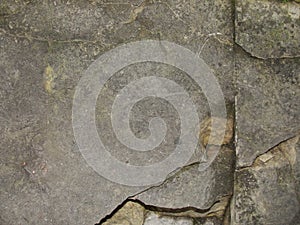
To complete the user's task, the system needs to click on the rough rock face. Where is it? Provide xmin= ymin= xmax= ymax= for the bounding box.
xmin=0 ymin=0 xmax=299 ymax=224
xmin=235 ymin=0 xmax=300 ymax=58
xmin=0 ymin=0 xmax=235 ymax=224
xmin=235 ymin=50 xmax=300 ymax=167
xmin=232 ymin=136 xmax=300 ymax=225
xmin=135 ymin=146 xmax=234 ymax=211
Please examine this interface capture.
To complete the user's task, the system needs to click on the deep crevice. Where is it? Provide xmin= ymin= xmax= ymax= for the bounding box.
xmin=96 ymin=195 xmax=231 ymax=225
xmin=222 ymin=194 xmax=233 ymax=225
xmin=96 ymin=199 xmax=129 ymax=225
xmin=137 ymin=198 xmax=222 ymax=214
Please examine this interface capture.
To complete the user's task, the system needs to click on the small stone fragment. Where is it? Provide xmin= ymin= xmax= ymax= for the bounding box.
xmin=144 ymin=211 xmax=193 ymax=225
xmin=102 ymin=201 xmax=146 ymax=225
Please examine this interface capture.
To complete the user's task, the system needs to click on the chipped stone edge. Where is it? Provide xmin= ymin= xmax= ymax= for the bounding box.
xmin=237 ymin=133 xmax=300 ymax=170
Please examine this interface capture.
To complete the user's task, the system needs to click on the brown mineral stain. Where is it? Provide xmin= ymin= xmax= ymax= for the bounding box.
xmin=199 ymin=117 xmax=234 ymax=147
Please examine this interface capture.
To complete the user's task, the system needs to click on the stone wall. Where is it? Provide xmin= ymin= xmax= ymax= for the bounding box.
xmin=0 ymin=0 xmax=299 ymax=224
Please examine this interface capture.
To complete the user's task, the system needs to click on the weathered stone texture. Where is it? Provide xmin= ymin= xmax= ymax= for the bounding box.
xmin=235 ymin=0 xmax=300 ymax=58
xmin=232 ymin=136 xmax=300 ymax=225
xmin=236 ymin=48 xmax=300 ymax=167
xmin=0 ymin=0 xmax=235 ymax=224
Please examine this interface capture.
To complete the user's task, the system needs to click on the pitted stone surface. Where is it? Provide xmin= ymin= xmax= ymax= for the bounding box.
xmin=235 ymin=0 xmax=300 ymax=59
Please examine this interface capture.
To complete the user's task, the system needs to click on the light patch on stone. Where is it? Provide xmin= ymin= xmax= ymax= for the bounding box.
xmin=199 ymin=117 xmax=234 ymax=147
xmin=257 ymin=153 xmax=274 ymax=163
xmin=43 ymin=65 xmax=56 ymax=94
xmin=287 ymin=3 xmax=300 ymax=19
xmin=144 ymin=212 xmax=193 ymax=225
xmin=279 ymin=135 xmax=299 ymax=166
xmin=102 ymin=201 xmax=145 ymax=225
xmin=253 ymin=135 xmax=299 ymax=168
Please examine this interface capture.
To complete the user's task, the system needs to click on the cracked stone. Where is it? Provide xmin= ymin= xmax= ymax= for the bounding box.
xmin=0 ymin=0 xmax=235 ymax=224
xmin=232 ymin=135 xmax=300 ymax=225
xmin=143 ymin=195 xmax=231 ymax=220
xmin=1 ymin=0 xmax=299 ymax=223
xmin=235 ymin=0 xmax=300 ymax=59
xmin=235 ymin=47 xmax=300 ymax=167
xmin=101 ymin=201 xmax=145 ymax=225
xmin=135 ymin=146 xmax=234 ymax=213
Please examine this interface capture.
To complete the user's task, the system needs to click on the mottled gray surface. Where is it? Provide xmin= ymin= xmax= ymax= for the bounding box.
xmin=232 ymin=136 xmax=300 ymax=225
xmin=136 ymin=146 xmax=235 ymax=209
xmin=235 ymin=48 xmax=300 ymax=167
xmin=1 ymin=0 xmax=300 ymax=224
xmin=0 ymin=0 xmax=234 ymax=224
xmin=194 ymin=217 xmax=223 ymax=225
xmin=235 ymin=0 xmax=300 ymax=59
xmin=0 ymin=25 xmax=145 ymax=225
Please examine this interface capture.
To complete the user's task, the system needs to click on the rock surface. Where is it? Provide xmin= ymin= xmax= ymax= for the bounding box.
xmin=194 ymin=217 xmax=224 ymax=225
xmin=0 ymin=0 xmax=235 ymax=224
xmin=232 ymin=135 xmax=300 ymax=225
xmin=0 ymin=0 xmax=299 ymax=224
xmin=235 ymin=48 xmax=300 ymax=167
xmin=144 ymin=212 xmax=193 ymax=225
xmin=135 ymin=146 xmax=234 ymax=210
xmin=235 ymin=0 xmax=300 ymax=58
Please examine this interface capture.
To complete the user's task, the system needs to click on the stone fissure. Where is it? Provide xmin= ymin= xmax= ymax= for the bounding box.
xmin=98 ymin=195 xmax=232 ymax=225
xmin=1 ymin=0 xmax=299 ymax=224
xmin=237 ymin=134 xmax=300 ymax=170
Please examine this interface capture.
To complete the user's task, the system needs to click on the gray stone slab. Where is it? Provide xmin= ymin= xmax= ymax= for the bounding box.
xmin=236 ymin=48 xmax=300 ymax=167
xmin=135 ymin=146 xmax=235 ymax=209
xmin=0 ymin=36 xmax=142 ymax=225
xmin=235 ymin=0 xmax=300 ymax=59
xmin=231 ymin=136 xmax=300 ymax=225
xmin=0 ymin=0 xmax=235 ymax=224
